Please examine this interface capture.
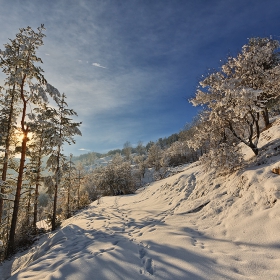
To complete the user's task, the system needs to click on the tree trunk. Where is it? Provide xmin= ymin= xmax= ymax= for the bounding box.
xmin=51 ymin=163 xmax=59 ymax=231
xmin=33 ymin=181 xmax=39 ymax=230
xmin=0 ymin=88 xmax=16 ymax=224
xmin=67 ymin=186 xmax=70 ymax=218
xmin=26 ymin=186 xmax=32 ymax=226
xmin=33 ymin=135 xmax=43 ymax=230
xmin=51 ymin=145 xmax=61 ymax=231
xmin=7 ymin=76 xmax=28 ymax=256
xmin=6 ymin=132 xmax=28 ymax=256
xmin=228 ymin=118 xmax=259 ymax=157
xmin=261 ymin=108 xmax=270 ymax=128
xmin=51 ymin=184 xmax=58 ymax=231
xmin=77 ymin=170 xmax=80 ymax=209
xmin=67 ymin=155 xmax=72 ymax=219
xmin=0 ymin=184 xmax=5 ymax=224
xmin=249 ymin=144 xmax=259 ymax=155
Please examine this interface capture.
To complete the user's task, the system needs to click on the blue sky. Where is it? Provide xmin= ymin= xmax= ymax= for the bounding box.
xmin=1 ymin=0 xmax=280 ymax=155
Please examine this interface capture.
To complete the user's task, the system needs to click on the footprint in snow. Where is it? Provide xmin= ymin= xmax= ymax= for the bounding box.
xmin=192 ymin=238 xmax=197 ymax=246
xmin=139 ymin=248 xmax=146 ymax=259
xmin=89 ymin=247 xmax=115 ymax=257
xmin=145 ymin=258 xmax=154 ymax=275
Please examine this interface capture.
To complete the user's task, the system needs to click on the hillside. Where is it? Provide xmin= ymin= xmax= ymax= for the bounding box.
xmin=1 ymin=120 xmax=280 ymax=279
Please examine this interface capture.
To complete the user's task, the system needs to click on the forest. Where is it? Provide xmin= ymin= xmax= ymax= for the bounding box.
xmin=0 ymin=26 xmax=81 ymax=258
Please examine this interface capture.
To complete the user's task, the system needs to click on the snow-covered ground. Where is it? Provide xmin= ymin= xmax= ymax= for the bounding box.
xmin=1 ymin=120 xmax=280 ymax=279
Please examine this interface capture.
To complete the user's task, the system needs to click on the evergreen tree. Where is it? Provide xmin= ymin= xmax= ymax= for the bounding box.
xmin=0 ymin=25 xmax=60 ymax=255
xmin=0 ymin=59 xmax=20 ymax=225
xmin=45 ymin=93 xmax=81 ymax=231
xmin=28 ymin=104 xmax=55 ymax=229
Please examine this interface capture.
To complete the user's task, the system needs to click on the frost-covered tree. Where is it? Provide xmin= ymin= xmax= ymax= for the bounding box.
xmin=0 ymin=25 xmax=60 ymax=255
xmin=81 ymin=171 xmax=99 ymax=202
xmin=136 ymin=141 xmax=146 ymax=155
xmin=60 ymin=154 xmax=76 ymax=219
xmin=165 ymin=141 xmax=190 ymax=166
xmin=122 ymin=141 xmax=132 ymax=160
xmin=45 ymin=93 xmax=81 ymax=231
xmin=222 ymin=37 xmax=280 ymax=127
xmin=75 ymin=161 xmax=86 ymax=209
xmin=28 ymin=104 xmax=55 ymax=229
xmin=0 ymin=61 xmax=20 ymax=225
xmin=187 ymin=111 xmax=244 ymax=172
xmin=89 ymin=154 xmax=135 ymax=197
xmin=193 ymin=72 xmax=263 ymax=155
xmin=190 ymin=38 xmax=280 ymax=156
xmin=153 ymin=152 xmax=169 ymax=180
xmin=145 ymin=141 xmax=155 ymax=152
xmin=133 ymin=155 xmax=147 ymax=186
xmin=146 ymin=143 xmax=162 ymax=171
xmin=112 ymin=154 xmax=135 ymax=194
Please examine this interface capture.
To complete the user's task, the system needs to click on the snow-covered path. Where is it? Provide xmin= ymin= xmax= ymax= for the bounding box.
xmin=2 ymin=156 xmax=280 ymax=280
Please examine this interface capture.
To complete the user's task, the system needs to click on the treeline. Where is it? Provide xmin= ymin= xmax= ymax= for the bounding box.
xmin=0 ymin=26 xmax=81 ymax=259
xmin=73 ymin=133 xmax=179 ymax=165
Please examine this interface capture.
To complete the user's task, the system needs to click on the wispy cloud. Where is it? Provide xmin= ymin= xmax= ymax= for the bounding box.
xmin=79 ymin=148 xmax=91 ymax=151
xmin=92 ymin=63 xmax=106 ymax=69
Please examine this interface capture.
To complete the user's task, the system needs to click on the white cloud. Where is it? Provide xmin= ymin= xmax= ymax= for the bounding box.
xmin=79 ymin=148 xmax=91 ymax=151
xmin=45 ymin=53 xmax=50 ymax=56
xmin=92 ymin=62 xmax=106 ymax=69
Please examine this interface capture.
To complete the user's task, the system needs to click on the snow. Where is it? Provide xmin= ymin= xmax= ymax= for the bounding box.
xmin=1 ymin=121 xmax=280 ymax=279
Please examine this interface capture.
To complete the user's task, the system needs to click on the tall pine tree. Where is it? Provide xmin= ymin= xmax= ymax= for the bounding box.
xmin=46 ymin=93 xmax=81 ymax=231
xmin=0 ymin=25 xmax=60 ymax=255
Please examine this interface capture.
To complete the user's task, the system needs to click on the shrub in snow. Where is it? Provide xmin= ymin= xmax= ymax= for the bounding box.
xmin=199 ymin=142 xmax=243 ymax=174
xmin=89 ymin=154 xmax=136 ymax=197
xmin=165 ymin=141 xmax=193 ymax=167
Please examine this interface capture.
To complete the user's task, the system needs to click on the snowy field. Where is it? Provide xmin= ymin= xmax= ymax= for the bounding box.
xmin=1 ymin=120 xmax=280 ymax=279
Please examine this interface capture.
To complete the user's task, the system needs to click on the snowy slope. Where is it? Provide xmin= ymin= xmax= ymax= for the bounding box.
xmin=1 ymin=120 xmax=280 ymax=279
